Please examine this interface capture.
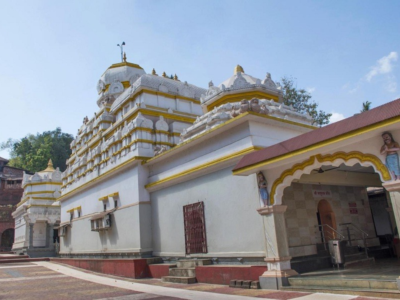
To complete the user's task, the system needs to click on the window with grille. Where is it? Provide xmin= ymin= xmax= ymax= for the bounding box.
xmin=183 ymin=202 xmax=207 ymax=254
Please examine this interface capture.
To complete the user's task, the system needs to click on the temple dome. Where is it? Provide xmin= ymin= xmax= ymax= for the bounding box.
xmin=200 ymin=65 xmax=283 ymax=112
xmin=96 ymin=61 xmax=146 ymax=107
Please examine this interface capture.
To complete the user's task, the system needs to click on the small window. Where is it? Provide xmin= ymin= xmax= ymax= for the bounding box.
xmin=114 ymin=200 xmax=118 ymax=208
xmin=77 ymin=210 xmax=81 ymax=218
xmin=70 ymin=212 xmax=74 ymax=221
xmin=103 ymin=203 xmax=107 ymax=211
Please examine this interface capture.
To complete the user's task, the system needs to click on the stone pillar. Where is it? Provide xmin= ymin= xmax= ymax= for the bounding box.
xmin=48 ymin=223 xmax=54 ymax=249
xmin=27 ymin=223 xmax=34 ymax=250
xmin=257 ymin=205 xmax=298 ymax=289
xmin=382 ymin=181 xmax=400 ymax=291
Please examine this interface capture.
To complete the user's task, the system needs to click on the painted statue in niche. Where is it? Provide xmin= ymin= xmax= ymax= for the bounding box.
xmin=257 ymin=171 xmax=270 ymax=206
xmin=380 ymin=131 xmax=400 ymax=180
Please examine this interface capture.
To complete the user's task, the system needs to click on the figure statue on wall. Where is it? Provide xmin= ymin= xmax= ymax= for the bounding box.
xmin=257 ymin=171 xmax=270 ymax=206
xmin=380 ymin=131 xmax=400 ymax=180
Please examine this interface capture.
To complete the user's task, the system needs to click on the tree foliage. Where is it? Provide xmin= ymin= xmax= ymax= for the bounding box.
xmin=279 ymin=77 xmax=331 ymax=127
xmin=0 ymin=128 xmax=73 ymax=173
xmin=361 ymin=101 xmax=372 ymax=112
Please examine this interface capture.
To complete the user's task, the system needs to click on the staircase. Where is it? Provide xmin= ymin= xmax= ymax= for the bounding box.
xmin=161 ymin=259 xmax=212 ymax=284
xmin=285 ymin=275 xmax=400 ymax=298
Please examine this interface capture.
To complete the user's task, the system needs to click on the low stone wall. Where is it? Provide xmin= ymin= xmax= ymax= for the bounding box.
xmin=195 ymin=265 xmax=267 ymax=285
xmin=51 ymin=258 xmax=150 ymax=278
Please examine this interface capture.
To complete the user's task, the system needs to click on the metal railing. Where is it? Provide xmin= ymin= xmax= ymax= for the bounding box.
xmin=315 ymin=224 xmax=346 ymax=250
xmin=339 ymin=222 xmax=369 ymax=257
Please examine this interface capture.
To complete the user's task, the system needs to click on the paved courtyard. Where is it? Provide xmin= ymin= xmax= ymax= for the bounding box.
xmin=0 ymin=261 xmax=395 ymax=300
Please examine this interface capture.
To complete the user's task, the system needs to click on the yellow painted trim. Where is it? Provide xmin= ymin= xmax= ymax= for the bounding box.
xmin=74 ymin=206 xmax=81 ymax=211
xmin=114 ymin=89 xmax=200 ymax=115
xmin=108 ymin=62 xmax=143 ymax=70
xmin=108 ymin=192 xmax=119 ymax=198
xmin=145 ymin=146 xmax=262 ymax=189
xmin=27 ymin=204 xmax=60 ymax=209
xmin=59 ymin=156 xmax=151 ymax=202
xmin=24 ymin=182 xmax=62 ymax=187
xmin=155 ymin=130 xmax=170 ymax=135
xmin=233 ymin=115 xmax=400 ymax=175
xmin=25 ymin=191 xmax=54 ymax=195
xmin=206 ymin=91 xmax=279 ymax=112
xmin=31 ymin=197 xmax=56 ymax=200
xmin=145 ymin=111 xmax=311 ymax=164
xmin=269 ymin=151 xmax=391 ymax=205
xmin=99 ymin=196 xmax=109 ymax=201
xmin=66 ymin=209 xmax=74 ymax=213
xmin=16 ymin=199 xmax=28 ymax=208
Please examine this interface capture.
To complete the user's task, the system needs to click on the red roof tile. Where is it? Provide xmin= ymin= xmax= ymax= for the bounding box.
xmin=234 ymin=98 xmax=400 ymax=171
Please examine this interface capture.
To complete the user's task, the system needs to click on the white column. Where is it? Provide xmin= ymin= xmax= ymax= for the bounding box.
xmin=382 ymin=181 xmax=400 ymax=291
xmin=257 ymin=205 xmax=297 ymax=289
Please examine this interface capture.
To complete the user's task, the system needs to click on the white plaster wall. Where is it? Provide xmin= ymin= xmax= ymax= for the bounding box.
xmin=33 ymin=222 xmax=46 ymax=247
xmin=60 ymin=203 xmax=152 ymax=254
xmin=151 ymin=166 xmax=265 ymax=257
xmin=143 ymin=94 xmax=158 ymax=107
xmin=61 ymin=164 xmax=149 ymax=222
xmin=249 ymin=121 xmax=312 ymax=148
xmin=178 ymin=100 xmax=191 ymax=114
xmin=149 ymin=123 xmax=252 ymax=177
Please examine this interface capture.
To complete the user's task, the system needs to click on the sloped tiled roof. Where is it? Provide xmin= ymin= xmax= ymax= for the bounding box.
xmin=234 ymin=98 xmax=400 ymax=172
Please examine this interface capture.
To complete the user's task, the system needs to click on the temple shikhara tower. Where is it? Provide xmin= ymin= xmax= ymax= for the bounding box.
xmin=12 ymin=160 xmax=61 ymax=257
xmin=13 ymin=54 xmax=400 ymax=289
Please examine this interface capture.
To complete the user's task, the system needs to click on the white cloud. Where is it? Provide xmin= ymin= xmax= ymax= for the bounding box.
xmin=365 ymin=51 xmax=398 ymax=82
xmin=306 ymin=87 xmax=316 ymax=93
xmin=330 ymin=112 xmax=345 ymax=123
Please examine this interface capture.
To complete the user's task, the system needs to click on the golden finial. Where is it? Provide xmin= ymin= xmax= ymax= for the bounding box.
xmin=123 ymin=52 xmax=127 ymax=62
xmin=234 ymin=65 xmax=244 ymax=74
xmin=174 ymin=74 xmax=179 ymax=81
xmin=41 ymin=159 xmax=55 ymax=172
xmin=152 ymin=68 xmax=158 ymax=75
xmin=162 ymin=72 xmax=167 ymax=78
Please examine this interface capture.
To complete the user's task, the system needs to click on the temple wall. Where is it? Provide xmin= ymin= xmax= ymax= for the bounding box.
xmin=150 ymin=166 xmax=265 ymax=258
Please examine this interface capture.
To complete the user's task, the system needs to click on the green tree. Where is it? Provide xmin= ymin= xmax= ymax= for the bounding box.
xmin=0 ymin=128 xmax=73 ymax=172
xmin=279 ymin=77 xmax=331 ymax=127
xmin=361 ymin=101 xmax=372 ymax=112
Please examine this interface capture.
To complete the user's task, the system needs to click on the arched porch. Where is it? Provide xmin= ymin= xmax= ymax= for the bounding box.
xmin=233 ymin=99 xmax=400 ymax=289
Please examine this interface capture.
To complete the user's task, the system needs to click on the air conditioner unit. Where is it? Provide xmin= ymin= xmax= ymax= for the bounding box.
xmin=103 ymin=214 xmax=112 ymax=229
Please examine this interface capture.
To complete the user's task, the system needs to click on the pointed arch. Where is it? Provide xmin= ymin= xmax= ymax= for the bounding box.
xmin=270 ymin=151 xmax=390 ymax=205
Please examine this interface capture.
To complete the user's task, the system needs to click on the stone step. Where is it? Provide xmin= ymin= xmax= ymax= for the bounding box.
xmin=288 ymin=277 xmax=398 ymax=290
xmin=169 ymin=267 xmax=196 ymax=277
xmin=161 ymin=276 xmax=197 ymax=284
xmin=176 ymin=259 xmax=212 ymax=268
xmin=282 ymin=285 xmax=400 ymax=298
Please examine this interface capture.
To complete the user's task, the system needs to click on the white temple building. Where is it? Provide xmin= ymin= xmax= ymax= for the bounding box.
xmin=28 ymin=56 xmax=400 ymax=289
xmin=12 ymin=160 xmax=62 ymax=257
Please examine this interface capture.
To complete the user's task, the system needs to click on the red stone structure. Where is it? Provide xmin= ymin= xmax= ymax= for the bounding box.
xmin=0 ymin=157 xmax=26 ymax=251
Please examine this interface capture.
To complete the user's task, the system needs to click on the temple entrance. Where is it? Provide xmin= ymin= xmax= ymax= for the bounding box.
xmin=317 ymin=199 xmax=337 ymax=241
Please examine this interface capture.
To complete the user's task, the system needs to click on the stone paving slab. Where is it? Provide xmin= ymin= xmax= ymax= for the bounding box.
xmin=41 ymin=262 xmax=394 ymax=300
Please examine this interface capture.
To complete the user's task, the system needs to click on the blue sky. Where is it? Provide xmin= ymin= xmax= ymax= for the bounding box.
xmin=1 ymin=0 xmax=399 ymax=158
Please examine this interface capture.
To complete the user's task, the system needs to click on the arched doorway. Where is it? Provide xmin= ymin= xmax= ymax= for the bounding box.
xmin=1 ymin=228 xmax=14 ymax=251
xmin=317 ymin=199 xmax=337 ymax=242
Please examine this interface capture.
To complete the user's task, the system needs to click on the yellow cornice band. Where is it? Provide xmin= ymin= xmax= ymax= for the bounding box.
xmin=206 ymin=91 xmax=279 ymax=112
xmin=59 ymin=156 xmax=151 ymax=202
xmin=233 ymin=115 xmax=400 ymax=175
xmin=145 ymin=146 xmax=262 ymax=189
